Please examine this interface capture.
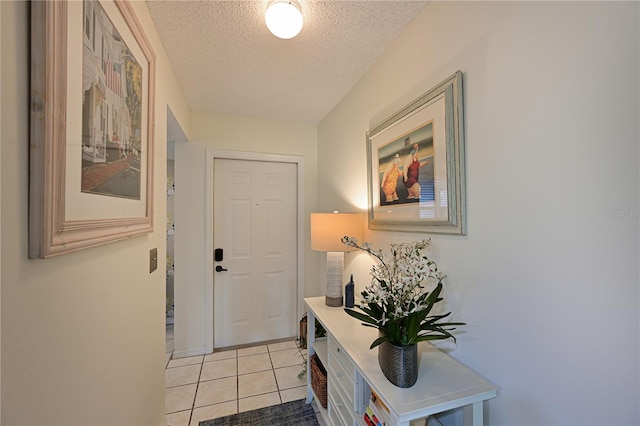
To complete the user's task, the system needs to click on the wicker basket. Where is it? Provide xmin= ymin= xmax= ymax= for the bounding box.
xmin=310 ymin=354 xmax=327 ymax=408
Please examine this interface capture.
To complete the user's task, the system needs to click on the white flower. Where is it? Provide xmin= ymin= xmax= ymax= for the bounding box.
xmin=342 ymin=236 xmax=464 ymax=348
xmin=342 ymin=237 xmax=447 ymax=322
xmin=379 ymin=312 xmax=389 ymax=326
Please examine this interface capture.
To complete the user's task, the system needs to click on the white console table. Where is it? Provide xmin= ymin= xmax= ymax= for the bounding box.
xmin=305 ymin=297 xmax=497 ymax=426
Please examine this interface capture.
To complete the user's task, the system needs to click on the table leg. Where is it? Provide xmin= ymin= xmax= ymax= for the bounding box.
xmin=472 ymin=401 xmax=484 ymax=426
xmin=306 ymin=311 xmax=316 ymax=405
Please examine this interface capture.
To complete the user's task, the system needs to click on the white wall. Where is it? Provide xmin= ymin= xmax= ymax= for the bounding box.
xmin=172 ymin=112 xmax=318 ymax=357
xmin=0 ymin=1 xmax=190 ymax=424
xmin=318 ymin=2 xmax=639 ymax=425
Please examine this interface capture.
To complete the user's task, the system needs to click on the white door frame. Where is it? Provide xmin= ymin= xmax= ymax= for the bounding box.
xmin=205 ymin=149 xmax=305 ymax=353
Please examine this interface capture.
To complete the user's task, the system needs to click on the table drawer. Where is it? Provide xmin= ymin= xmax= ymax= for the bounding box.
xmin=327 ymin=401 xmax=341 ymax=426
xmin=329 ymin=383 xmax=356 ymax=426
xmin=329 ymin=356 xmax=355 ymax=406
xmin=328 ymin=334 xmax=357 ymax=375
xmin=327 ymin=393 xmax=345 ymax=426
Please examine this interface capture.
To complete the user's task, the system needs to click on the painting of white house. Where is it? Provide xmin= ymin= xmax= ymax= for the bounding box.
xmin=81 ymin=0 xmax=142 ymax=200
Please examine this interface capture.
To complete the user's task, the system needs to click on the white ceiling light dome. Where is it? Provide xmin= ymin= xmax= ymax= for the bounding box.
xmin=265 ymin=0 xmax=303 ymax=39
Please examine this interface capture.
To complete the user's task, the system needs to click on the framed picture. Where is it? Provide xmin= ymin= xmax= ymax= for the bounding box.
xmin=366 ymin=71 xmax=466 ymax=234
xmin=30 ymin=0 xmax=156 ymax=258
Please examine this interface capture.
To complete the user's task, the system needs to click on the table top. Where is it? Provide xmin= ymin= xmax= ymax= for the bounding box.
xmin=305 ymin=297 xmax=497 ymax=422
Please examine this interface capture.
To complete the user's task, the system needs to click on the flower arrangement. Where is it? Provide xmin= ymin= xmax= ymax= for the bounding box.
xmin=341 ymin=236 xmax=465 ymax=349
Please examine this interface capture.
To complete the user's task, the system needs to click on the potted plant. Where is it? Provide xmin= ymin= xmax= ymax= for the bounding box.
xmin=341 ymin=236 xmax=465 ymax=388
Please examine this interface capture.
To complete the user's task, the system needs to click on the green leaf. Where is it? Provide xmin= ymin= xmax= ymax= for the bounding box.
xmin=367 ymin=302 xmax=383 ymax=320
xmin=405 ymin=312 xmax=422 ymax=342
xmin=344 ymin=308 xmax=377 ymax=326
xmin=415 ymin=329 xmax=457 ymax=343
xmin=422 ymin=282 xmax=443 ymax=315
xmin=360 ymin=323 xmax=378 ymax=329
xmin=369 ymin=336 xmax=388 ymax=349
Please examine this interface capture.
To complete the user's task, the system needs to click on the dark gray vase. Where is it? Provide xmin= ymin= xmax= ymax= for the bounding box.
xmin=378 ymin=340 xmax=419 ymax=388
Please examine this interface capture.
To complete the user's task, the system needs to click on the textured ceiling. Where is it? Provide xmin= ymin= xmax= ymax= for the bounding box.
xmin=146 ymin=0 xmax=428 ymax=125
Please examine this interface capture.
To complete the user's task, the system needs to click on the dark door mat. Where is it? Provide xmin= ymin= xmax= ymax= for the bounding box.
xmin=199 ymin=399 xmax=320 ymax=426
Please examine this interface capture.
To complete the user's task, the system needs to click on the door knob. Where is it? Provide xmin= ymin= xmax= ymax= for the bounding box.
xmin=215 ymin=265 xmax=228 ymax=272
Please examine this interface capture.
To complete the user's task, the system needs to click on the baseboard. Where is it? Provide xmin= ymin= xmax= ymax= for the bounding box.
xmin=172 ymin=346 xmax=207 ymax=359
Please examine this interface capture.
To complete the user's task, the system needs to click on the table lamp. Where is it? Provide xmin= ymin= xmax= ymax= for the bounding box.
xmin=310 ymin=212 xmax=363 ymax=307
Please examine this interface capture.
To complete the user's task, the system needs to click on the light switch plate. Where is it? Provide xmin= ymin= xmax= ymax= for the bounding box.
xmin=150 ymin=248 xmax=158 ymax=273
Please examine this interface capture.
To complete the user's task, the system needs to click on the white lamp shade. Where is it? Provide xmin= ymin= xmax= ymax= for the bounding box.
xmin=310 ymin=212 xmax=363 ymax=252
xmin=265 ymin=0 xmax=303 ymax=39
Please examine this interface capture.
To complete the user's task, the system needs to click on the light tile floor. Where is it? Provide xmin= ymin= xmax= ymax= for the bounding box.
xmin=165 ymin=324 xmax=324 ymax=426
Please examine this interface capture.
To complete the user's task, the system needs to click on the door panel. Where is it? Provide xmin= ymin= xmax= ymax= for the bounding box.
xmin=230 ymin=274 xmax=251 ymax=326
xmin=230 ymin=200 xmax=251 ymax=256
xmin=264 ymin=272 xmax=283 ymax=319
xmin=214 ymin=158 xmax=297 ymax=348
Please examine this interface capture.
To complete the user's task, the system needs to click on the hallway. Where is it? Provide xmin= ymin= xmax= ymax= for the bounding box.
xmin=165 ymin=325 xmax=324 ymax=425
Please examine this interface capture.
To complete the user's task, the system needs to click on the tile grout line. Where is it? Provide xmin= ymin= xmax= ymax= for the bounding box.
xmin=236 ymin=351 xmax=240 ymax=416
xmin=187 ymin=356 xmax=204 ymax=426
xmin=266 ymin=344 xmax=283 ymax=405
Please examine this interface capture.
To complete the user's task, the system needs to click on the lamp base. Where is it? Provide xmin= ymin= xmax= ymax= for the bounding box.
xmin=325 ymin=251 xmax=344 ymax=307
xmin=325 ymin=295 xmax=343 ymax=307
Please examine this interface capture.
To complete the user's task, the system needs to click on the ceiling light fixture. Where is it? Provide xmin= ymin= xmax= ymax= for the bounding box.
xmin=265 ymin=0 xmax=303 ymax=39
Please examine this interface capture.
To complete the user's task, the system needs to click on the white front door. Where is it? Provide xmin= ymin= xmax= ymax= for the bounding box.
xmin=213 ymin=158 xmax=297 ymax=348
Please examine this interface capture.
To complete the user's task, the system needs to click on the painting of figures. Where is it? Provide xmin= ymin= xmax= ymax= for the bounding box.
xmin=377 ymin=122 xmax=435 ymax=206
xmin=82 ymin=0 xmax=142 ymax=199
